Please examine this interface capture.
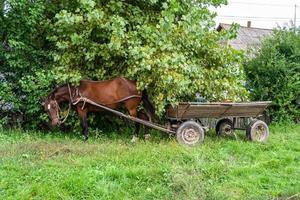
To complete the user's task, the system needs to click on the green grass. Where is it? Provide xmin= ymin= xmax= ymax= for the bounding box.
xmin=0 ymin=124 xmax=299 ymax=200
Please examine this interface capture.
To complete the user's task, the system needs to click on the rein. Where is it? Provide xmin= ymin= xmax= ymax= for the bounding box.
xmin=53 ymin=84 xmax=73 ymax=125
xmin=56 ymin=100 xmax=71 ymax=125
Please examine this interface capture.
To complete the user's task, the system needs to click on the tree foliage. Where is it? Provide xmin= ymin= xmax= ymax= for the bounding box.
xmin=49 ymin=0 xmax=247 ymax=114
xmin=0 ymin=0 xmax=73 ymax=127
xmin=244 ymin=29 xmax=300 ymax=122
xmin=1 ymin=0 xmax=247 ymax=128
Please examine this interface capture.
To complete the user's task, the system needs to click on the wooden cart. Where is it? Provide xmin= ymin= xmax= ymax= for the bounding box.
xmin=79 ymin=98 xmax=271 ymax=146
xmin=166 ymin=101 xmax=272 ymax=146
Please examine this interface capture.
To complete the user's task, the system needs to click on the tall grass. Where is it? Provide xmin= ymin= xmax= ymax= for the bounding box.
xmin=0 ymin=124 xmax=299 ymax=200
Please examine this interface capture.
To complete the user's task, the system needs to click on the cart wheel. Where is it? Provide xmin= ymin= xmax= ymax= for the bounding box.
xmin=246 ymin=120 xmax=269 ymax=142
xmin=216 ymin=118 xmax=234 ymax=136
xmin=176 ymin=121 xmax=204 ymax=146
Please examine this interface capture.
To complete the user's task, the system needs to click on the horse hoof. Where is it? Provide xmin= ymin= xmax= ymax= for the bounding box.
xmin=131 ymin=135 xmax=138 ymax=143
xmin=144 ymin=134 xmax=151 ymax=140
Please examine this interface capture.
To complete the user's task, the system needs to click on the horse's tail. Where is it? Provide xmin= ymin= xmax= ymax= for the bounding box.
xmin=142 ymin=90 xmax=156 ymax=122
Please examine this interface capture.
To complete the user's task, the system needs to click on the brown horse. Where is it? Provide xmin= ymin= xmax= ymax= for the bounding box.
xmin=42 ymin=77 xmax=155 ymax=140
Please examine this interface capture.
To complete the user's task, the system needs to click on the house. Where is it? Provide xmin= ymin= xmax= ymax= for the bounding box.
xmin=217 ymin=22 xmax=273 ymax=50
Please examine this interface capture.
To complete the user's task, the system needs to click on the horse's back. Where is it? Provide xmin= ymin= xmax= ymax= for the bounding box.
xmin=78 ymin=77 xmax=139 ymax=103
xmin=80 ymin=77 xmax=136 ymax=91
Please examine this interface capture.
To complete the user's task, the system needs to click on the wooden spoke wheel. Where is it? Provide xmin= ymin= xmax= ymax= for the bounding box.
xmin=247 ymin=120 xmax=269 ymax=142
xmin=176 ymin=121 xmax=204 ymax=146
xmin=216 ymin=118 xmax=234 ymax=136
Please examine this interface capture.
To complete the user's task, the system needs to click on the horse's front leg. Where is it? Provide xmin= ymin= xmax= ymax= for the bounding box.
xmin=77 ymin=106 xmax=89 ymax=141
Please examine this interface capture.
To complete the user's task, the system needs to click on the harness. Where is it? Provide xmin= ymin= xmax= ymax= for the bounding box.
xmin=54 ymin=84 xmax=142 ymax=125
xmin=53 ymin=100 xmax=71 ymax=125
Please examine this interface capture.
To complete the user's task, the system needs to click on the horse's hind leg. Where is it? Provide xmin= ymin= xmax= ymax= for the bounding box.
xmin=127 ymin=107 xmax=140 ymax=142
xmin=77 ymin=107 xmax=89 ymax=141
xmin=125 ymin=98 xmax=145 ymax=141
xmin=138 ymin=111 xmax=150 ymax=140
xmin=135 ymin=122 xmax=141 ymax=136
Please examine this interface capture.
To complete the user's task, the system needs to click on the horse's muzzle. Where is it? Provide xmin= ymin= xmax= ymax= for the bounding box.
xmin=51 ymin=118 xmax=59 ymax=126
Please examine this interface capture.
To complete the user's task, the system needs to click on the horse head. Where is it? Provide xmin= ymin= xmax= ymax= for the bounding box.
xmin=41 ymin=84 xmax=74 ymax=126
xmin=42 ymin=95 xmax=60 ymax=126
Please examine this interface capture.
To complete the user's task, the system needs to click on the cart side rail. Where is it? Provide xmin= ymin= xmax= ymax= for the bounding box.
xmin=166 ymin=101 xmax=272 ymax=119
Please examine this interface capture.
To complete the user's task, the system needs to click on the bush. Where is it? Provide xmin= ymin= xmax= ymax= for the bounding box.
xmin=0 ymin=0 xmax=76 ymax=128
xmin=244 ymin=29 xmax=300 ymax=122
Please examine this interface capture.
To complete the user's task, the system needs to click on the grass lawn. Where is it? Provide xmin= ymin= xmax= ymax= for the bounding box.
xmin=0 ymin=124 xmax=299 ymax=200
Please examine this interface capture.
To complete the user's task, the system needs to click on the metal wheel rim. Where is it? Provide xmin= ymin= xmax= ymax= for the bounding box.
xmin=221 ymin=124 xmax=233 ymax=135
xmin=181 ymin=127 xmax=200 ymax=145
xmin=252 ymin=124 xmax=267 ymax=142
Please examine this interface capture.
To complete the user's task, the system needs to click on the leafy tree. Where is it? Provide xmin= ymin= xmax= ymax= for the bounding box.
xmin=0 ymin=0 xmax=76 ymax=128
xmin=1 ymin=0 xmax=247 ymax=129
xmin=49 ymin=0 xmax=247 ymax=114
xmin=244 ymin=29 xmax=300 ymax=122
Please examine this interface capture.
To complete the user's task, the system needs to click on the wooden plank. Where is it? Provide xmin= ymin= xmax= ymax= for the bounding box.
xmin=167 ymin=101 xmax=271 ymax=119
xmin=197 ymin=117 xmax=251 ymax=130
xmin=179 ymin=101 xmax=272 ymax=106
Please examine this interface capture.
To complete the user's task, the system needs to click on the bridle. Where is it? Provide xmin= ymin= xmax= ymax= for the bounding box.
xmin=47 ymin=99 xmax=71 ymax=125
xmin=47 ymin=84 xmax=73 ymax=125
xmin=56 ymin=100 xmax=71 ymax=125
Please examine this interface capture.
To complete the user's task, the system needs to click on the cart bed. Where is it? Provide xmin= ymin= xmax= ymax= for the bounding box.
xmin=166 ymin=101 xmax=271 ymax=119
